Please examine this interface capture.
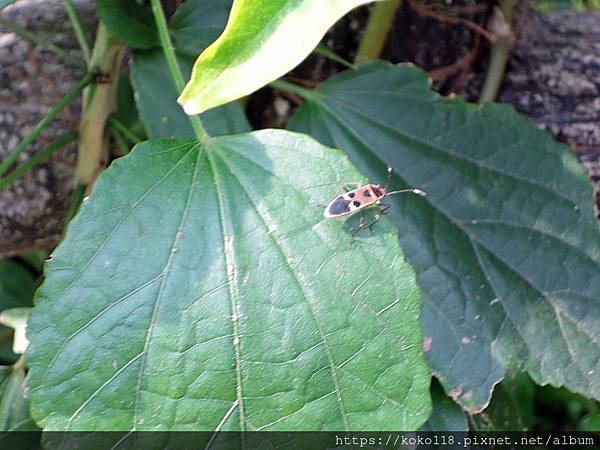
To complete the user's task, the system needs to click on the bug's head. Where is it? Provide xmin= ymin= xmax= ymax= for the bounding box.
xmin=371 ymin=184 xmax=386 ymax=197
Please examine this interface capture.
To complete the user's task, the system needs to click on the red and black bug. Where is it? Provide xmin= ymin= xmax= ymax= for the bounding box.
xmin=324 ymin=167 xmax=425 ymax=238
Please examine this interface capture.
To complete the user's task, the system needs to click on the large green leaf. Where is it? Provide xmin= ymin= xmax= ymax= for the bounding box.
xmin=26 ymin=130 xmax=430 ymax=431
xmin=131 ymin=50 xmax=250 ymax=139
xmin=288 ymin=62 xmax=600 ymax=413
xmin=178 ymin=0 xmax=379 ymax=114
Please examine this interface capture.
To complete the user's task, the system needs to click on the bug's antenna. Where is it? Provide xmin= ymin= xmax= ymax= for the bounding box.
xmin=384 ymin=165 xmax=426 ymax=197
xmin=384 ymin=165 xmax=393 ymax=190
xmin=386 ymin=188 xmax=427 ymax=197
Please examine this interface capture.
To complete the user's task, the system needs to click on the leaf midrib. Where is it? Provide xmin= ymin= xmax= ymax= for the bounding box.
xmin=215 ymin=147 xmax=351 ymax=431
xmin=206 ymin=149 xmax=246 ymax=432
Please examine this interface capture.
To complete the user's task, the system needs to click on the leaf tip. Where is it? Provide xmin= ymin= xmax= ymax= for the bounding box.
xmin=177 ymin=93 xmax=204 ymax=116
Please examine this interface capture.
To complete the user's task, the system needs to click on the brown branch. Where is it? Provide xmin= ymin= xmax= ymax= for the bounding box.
xmin=407 ymin=0 xmax=495 ymax=42
xmin=426 ymin=32 xmax=482 ymax=96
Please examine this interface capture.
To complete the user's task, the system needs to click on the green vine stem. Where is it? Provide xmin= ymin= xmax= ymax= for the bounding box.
xmin=150 ymin=0 xmax=207 ymax=140
xmin=269 ymin=79 xmax=317 ymax=100
xmin=63 ymin=0 xmax=91 ymax=64
xmin=0 ymin=71 xmax=95 ymax=178
xmin=0 ymin=18 xmax=85 ymax=69
xmin=315 ymin=44 xmax=356 ymax=69
xmin=479 ymin=0 xmax=518 ymax=102
xmin=109 ymin=125 xmax=131 ymax=155
xmin=0 ymin=131 xmax=78 ymax=192
xmin=107 ymin=115 xmax=144 ymax=144
xmin=13 ymin=354 xmax=26 ymax=372
xmin=74 ymin=23 xmax=125 ymax=188
xmin=355 ymin=0 xmax=402 ymax=64
xmin=67 ymin=184 xmax=86 ymax=222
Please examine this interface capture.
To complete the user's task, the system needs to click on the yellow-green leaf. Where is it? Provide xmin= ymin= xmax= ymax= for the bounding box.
xmin=178 ymin=0 xmax=378 ymax=114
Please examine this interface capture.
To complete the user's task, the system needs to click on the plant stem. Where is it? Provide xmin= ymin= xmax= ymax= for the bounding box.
xmin=0 ymin=18 xmax=85 ymax=69
xmin=107 ymin=115 xmax=143 ymax=144
xmin=315 ymin=44 xmax=356 ymax=69
xmin=63 ymin=0 xmax=92 ymax=64
xmin=355 ymin=0 xmax=402 ymax=64
xmin=0 ymin=131 xmax=78 ymax=192
xmin=270 ymin=79 xmax=316 ymax=100
xmin=67 ymin=183 xmax=86 ymax=221
xmin=479 ymin=1 xmax=517 ymax=102
xmin=0 ymin=71 xmax=95 ymax=178
xmin=13 ymin=355 xmax=26 ymax=372
xmin=109 ymin=125 xmax=131 ymax=155
xmin=75 ymin=23 xmax=125 ymax=188
xmin=150 ymin=0 xmax=206 ymax=140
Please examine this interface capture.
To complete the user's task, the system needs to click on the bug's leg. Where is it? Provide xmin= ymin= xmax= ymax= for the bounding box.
xmin=367 ymin=214 xmax=381 ymax=232
xmin=379 ymin=203 xmax=391 ymax=215
xmin=348 ymin=211 xmax=366 ymax=248
xmin=365 ymin=204 xmax=391 ymax=232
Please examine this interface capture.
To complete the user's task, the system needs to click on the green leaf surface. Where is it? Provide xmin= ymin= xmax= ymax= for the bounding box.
xmin=420 ymin=380 xmax=467 ymax=432
xmin=97 ymin=0 xmax=158 ymax=49
xmin=0 ymin=368 xmax=31 ymax=431
xmin=170 ymin=0 xmax=233 ymax=57
xmin=178 ymin=0 xmax=379 ymax=114
xmin=26 ymin=130 xmax=430 ymax=431
xmin=287 ymin=62 xmax=600 ymax=413
xmin=131 ymin=50 xmax=250 ymax=139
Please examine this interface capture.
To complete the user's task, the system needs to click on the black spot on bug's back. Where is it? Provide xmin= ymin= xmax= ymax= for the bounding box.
xmin=353 ymin=200 xmax=361 ymax=207
xmin=348 ymin=192 xmax=355 ymax=198
xmin=328 ymin=197 xmax=350 ymax=214
xmin=363 ymin=190 xmax=371 ymax=197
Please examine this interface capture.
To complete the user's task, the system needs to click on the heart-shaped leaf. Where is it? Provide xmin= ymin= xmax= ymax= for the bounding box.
xmin=26 ymin=130 xmax=430 ymax=431
xmin=131 ymin=50 xmax=250 ymax=139
xmin=288 ymin=61 xmax=600 ymax=413
xmin=178 ymin=0 xmax=379 ymax=114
